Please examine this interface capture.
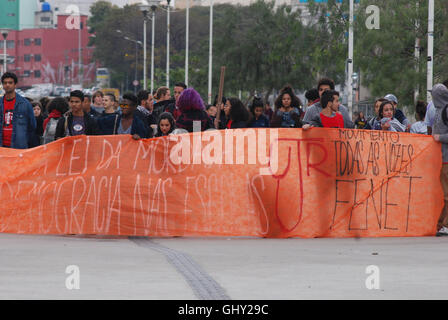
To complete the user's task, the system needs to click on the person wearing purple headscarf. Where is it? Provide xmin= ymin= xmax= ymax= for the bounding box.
xmin=175 ymin=88 xmax=214 ymax=132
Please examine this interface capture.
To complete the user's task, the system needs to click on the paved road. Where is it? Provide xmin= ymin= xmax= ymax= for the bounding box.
xmin=0 ymin=234 xmax=446 ymax=299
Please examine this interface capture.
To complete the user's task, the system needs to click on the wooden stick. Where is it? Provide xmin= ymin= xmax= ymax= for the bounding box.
xmin=215 ymin=66 xmax=226 ymax=129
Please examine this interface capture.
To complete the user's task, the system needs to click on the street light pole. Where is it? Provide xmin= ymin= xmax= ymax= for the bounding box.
xmin=1 ymin=30 xmax=8 ymax=74
xmin=117 ymin=30 xmax=142 ymax=94
xmin=166 ymin=0 xmax=171 ymax=88
xmin=151 ymin=5 xmax=156 ymax=94
xmin=135 ymin=40 xmax=138 ymax=94
xmin=208 ymin=0 xmax=213 ymax=104
xmin=347 ymin=0 xmax=354 ymax=113
xmin=185 ymin=0 xmax=190 ymax=86
xmin=140 ymin=1 xmax=161 ymax=93
xmin=427 ymin=0 xmax=434 ymax=102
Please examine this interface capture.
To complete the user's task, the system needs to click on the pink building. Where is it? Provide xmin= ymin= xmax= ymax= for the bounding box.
xmin=3 ymin=15 xmax=95 ymax=88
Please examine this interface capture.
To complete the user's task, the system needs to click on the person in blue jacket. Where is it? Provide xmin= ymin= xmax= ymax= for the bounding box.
xmin=0 ymin=72 xmax=36 ymax=149
xmin=97 ymin=93 xmax=149 ymax=139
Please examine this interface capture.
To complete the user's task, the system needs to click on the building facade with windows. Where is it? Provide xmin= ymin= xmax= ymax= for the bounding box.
xmin=1 ymin=14 xmax=94 ymax=87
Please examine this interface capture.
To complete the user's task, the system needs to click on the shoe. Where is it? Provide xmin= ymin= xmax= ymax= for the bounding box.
xmin=436 ymin=226 xmax=448 ymax=237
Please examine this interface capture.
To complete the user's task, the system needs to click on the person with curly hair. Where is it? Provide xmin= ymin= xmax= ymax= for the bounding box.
xmin=270 ymin=85 xmax=303 ymax=128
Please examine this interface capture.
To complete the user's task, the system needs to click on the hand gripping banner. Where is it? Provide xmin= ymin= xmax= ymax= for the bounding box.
xmin=0 ymin=128 xmax=442 ymax=238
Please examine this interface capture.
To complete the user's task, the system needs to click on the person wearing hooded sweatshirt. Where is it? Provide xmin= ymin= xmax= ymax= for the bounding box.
xmin=43 ymin=97 xmax=69 ymax=144
xmin=431 ymin=83 xmax=448 ymax=236
xmin=176 ymin=88 xmax=213 ymax=132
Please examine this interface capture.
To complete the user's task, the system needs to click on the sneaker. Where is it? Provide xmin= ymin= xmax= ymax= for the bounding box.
xmin=436 ymin=226 xmax=448 ymax=237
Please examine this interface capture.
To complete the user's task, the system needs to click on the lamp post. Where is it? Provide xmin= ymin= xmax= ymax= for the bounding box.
xmin=347 ymin=0 xmax=354 ymax=113
xmin=1 ymin=29 xmax=9 ymax=74
xmin=139 ymin=0 xmax=161 ymax=94
xmin=185 ymin=0 xmax=189 ymax=86
xmin=208 ymin=0 xmax=213 ymax=104
xmin=116 ymin=30 xmax=142 ymax=94
xmin=427 ymin=0 xmax=434 ymax=102
xmin=166 ymin=0 xmax=171 ymax=88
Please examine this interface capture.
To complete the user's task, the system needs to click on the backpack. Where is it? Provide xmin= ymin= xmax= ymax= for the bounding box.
xmin=42 ymin=118 xmax=59 ymax=144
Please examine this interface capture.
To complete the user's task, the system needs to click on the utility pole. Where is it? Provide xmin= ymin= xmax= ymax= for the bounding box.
xmin=208 ymin=0 xmax=214 ymax=104
xmin=185 ymin=0 xmax=190 ymax=86
xmin=347 ymin=0 xmax=354 ymax=113
xmin=166 ymin=0 xmax=171 ymax=88
xmin=427 ymin=0 xmax=434 ymax=102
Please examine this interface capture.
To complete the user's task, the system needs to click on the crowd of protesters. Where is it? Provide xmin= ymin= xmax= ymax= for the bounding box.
xmin=1 ymin=71 xmax=448 ymax=236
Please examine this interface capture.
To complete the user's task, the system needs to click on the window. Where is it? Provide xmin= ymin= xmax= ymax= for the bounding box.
xmin=0 ymin=40 xmax=13 ymax=48
xmin=23 ymin=70 xmax=30 ymax=77
xmin=24 ymin=39 xmax=31 ymax=46
xmin=34 ymin=38 xmax=42 ymax=46
xmin=24 ymin=54 xmax=31 ymax=62
xmin=34 ymin=54 xmax=41 ymax=62
xmin=34 ymin=70 xmax=41 ymax=78
xmin=40 ymin=17 xmax=50 ymax=22
xmin=7 ymin=13 xmax=15 ymax=17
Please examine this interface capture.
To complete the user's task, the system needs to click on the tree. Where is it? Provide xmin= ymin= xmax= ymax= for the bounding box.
xmin=307 ymin=0 xmax=448 ymax=109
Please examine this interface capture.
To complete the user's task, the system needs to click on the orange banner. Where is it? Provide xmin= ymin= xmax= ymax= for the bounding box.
xmin=0 ymin=128 xmax=442 ymax=238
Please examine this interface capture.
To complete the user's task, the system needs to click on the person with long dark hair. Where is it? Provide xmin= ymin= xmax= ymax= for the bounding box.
xmin=270 ymin=85 xmax=303 ymax=128
xmin=29 ymin=101 xmax=45 ymax=147
xmin=155 ymin=112 xmax=176 ymax=137
xmin=225 ymin=97 xmax=250 ymax=129
xmin=374 ymin=100 xmax=405 ymax=132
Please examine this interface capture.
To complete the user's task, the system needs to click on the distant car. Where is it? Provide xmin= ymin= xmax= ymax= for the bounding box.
xmin=24 ymin=88 xmax=43 ymax=100
xmin=53 ymin=86 xmax=65 ymax=96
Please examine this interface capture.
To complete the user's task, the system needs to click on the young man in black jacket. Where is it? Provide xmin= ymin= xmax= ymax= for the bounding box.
xmin=54 ymin=90 xmax=100 ymax=140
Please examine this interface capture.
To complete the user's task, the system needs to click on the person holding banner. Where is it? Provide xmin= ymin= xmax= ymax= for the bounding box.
xmin=270 ymin=85 xmax=303 ymax=128
xmin=303 ymin=78 xmax=354 ymax=129
xmin=54 ymin=90 xmax=101 ymax=140
xmin=318 ymin=90 xmax=344 ymax=129
xmin=374 ymin=101 xmax=405 ymax=132
xmin=431 ymin=83 xmax=448 ymax=236
xmin=97 ymin=93 xmax=149 ymax=140
xmin=176 ymin=88 xmax=213 ymax=132
xmin=155 ymin=112 xmax=176 ymax=137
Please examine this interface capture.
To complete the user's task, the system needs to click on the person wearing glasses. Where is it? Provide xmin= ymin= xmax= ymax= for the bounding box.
xmin=97 ymin=93 xmax=150 ymax=140
xmin=54 ymin=90 xmax=100 ymax=140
